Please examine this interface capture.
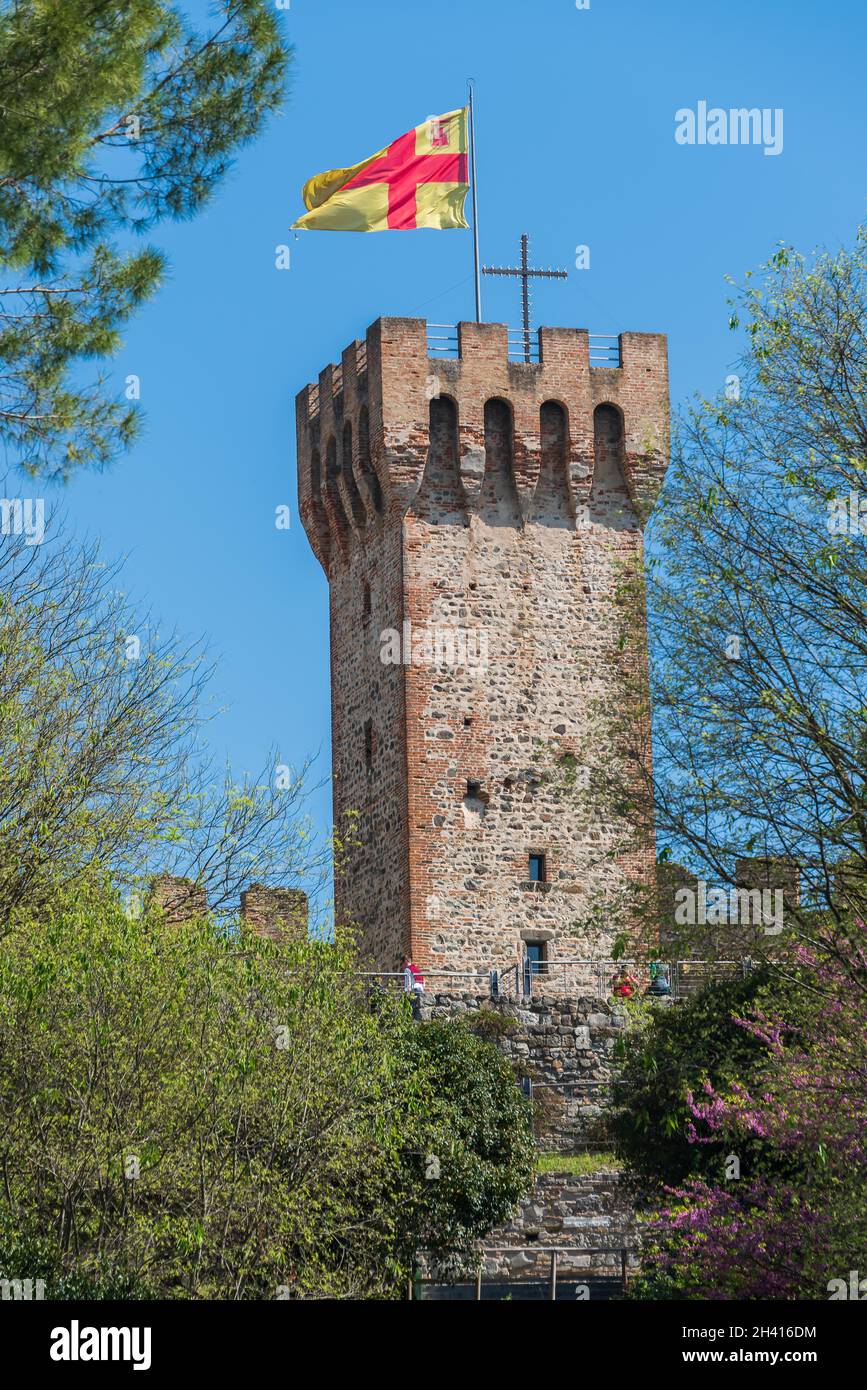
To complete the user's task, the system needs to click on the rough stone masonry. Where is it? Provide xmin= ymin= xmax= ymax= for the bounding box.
xmin=296 ymin=317 xmax=669 ymax=981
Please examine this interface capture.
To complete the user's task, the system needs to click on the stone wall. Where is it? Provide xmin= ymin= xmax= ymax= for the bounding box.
xmin=239 ymin=884 xmax=308 ymax=942
xmin=480 ymin=1171 xmax=640 ymax=1281
xmin=296 ymin=316 xmax=670 ymax=979
xmin=148 ymin=874 xmax=208 ymax=925
xmin=416 ymin=990 xmax=627 ymax=1150
xmin=148 ymin=876 xmax=309 ymax=942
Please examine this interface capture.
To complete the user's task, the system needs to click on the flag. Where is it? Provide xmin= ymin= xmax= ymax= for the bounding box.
xmin=292 ymin=109 xmax=469 ymax=232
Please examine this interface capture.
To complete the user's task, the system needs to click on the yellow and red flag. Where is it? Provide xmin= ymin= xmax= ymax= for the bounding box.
xmin=292 ymin=109 xmax=469 ymax=232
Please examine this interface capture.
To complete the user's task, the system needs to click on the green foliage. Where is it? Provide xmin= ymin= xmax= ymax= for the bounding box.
xmin=400 ymin=1021 xmax=536 ymax=1271
xmin=0 ymin=1 xmax=290 ymax=476
xmin=0 ymin=525 xmax=324 ymax=923
xmin=573 ymin=225 xmax=867 ymax=957
xmin=536 ymin=1152 xmax=621 ymax=1176
xmin=0 ymin=890 xmax=533 ymax=1298
xmin=611 ymin=970 xmax=812 ymax=1190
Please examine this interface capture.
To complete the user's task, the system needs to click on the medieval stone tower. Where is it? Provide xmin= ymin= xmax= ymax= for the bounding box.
xmin=296 ymin=317 xmax=669 ymax=982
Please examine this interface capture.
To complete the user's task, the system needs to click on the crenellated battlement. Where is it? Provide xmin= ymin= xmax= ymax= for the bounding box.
xmin=296 ymin=317 xmax=669 ymax=576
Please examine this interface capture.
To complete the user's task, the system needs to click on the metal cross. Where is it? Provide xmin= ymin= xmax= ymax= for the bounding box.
xmin=482 ymin=233 xmax=568 ymax=362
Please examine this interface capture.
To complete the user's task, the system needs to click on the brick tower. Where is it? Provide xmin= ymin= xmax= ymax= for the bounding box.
xmin=296 ymin=318 xmax=669 ymax=981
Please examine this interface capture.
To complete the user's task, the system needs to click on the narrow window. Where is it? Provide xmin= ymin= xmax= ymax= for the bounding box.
xmin=529 ymin=853 xmax=547 ymax=884
xmin=526 ymin=942 xmax=547 ymax=975
xmin=363 ymin=719 xmax=373 ymax=772
xmin=462 ymin=779 xmax=487 ymax=826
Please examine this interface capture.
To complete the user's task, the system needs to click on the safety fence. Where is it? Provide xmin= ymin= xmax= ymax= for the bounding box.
xmin=412 ymin=1244 xmax=638 ymax=1300
xmin=362 ymin=958 xmax=749 ymax=1003
xmin=425 ymin=325 xmax=623 ymax=368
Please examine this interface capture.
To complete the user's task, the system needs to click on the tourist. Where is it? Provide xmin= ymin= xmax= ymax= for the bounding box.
xmin=611 ymin=967 xmax=638 ymax=1000
xmin=648 ymin=961 xmax=672 ymax=996
xmin=402 ymin=955 xmax=425 ymax=995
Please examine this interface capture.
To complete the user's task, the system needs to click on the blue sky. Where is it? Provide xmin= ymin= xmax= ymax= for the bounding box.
xmin=41 ymin=0 xmax=867 ymax=858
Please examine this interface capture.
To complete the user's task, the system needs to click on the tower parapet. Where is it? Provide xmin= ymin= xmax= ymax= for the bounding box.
xmin=296 ymin=318 xmax=669 ymax=566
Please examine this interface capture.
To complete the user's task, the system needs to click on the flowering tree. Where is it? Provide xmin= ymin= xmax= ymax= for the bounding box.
xmin=639 ymin=927 xmax=867 ymax=1299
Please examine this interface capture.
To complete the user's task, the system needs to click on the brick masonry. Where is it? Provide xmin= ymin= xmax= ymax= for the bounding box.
xmin=148 ymin=874 xmax=208 ymax=925
xmin=239 ymin=883 xmax=308 ymax=943
xmin=296 ymin=317 xmax=670 ymax=979
xmin=148 ymin=876 xmax=309 ymax=942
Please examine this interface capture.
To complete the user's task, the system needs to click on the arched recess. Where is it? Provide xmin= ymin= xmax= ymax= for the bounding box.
xmin=480 ymin=397 xmax=520 ymax=526
xmin=590 ymin=403 xmax=635 ymax=526
xmin=308 ymin=444 xmax=330 ymax=557
xmin=310 ymin=445 xmax=323 ymax=514
xmin=325 ymin=435 xmax=350 ymax=541
xmin=412 ymin=395 xmax=463 ymax=521
xmin=342 ymin=420 xmax=367 ymax=529
xmin=357 ymin=405 xmax=384 ymax=515
xmin=536 ymin=400 xmax=572 ymax=524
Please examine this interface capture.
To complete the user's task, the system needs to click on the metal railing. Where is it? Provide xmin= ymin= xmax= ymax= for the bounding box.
xmin=427 ymin=323 xmax=459 ymax=357
xmin=518 ymin=957 xmax=746 ymax=1000
xmin=354 ymin=958 xmax=749 ymax=1003
xmin=425 ymin=326 xmax=623 ymax=367
xmin=507 ymin=328 xmax=540 ymax=363
xmin=413 ymin=1244 xmax=638 ymax=1300
xmin=589 ymin=334 xmax=622 ymax=367
xmin=356 ymin=967 xmax=518 ymax=997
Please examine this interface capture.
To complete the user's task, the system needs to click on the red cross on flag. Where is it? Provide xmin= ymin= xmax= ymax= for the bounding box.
xmin=292 ymin=109 xmax=469 ymax=231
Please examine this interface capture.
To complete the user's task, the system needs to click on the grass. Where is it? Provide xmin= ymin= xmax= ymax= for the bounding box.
xmin=536 ymin=1151 xmax=622 ymax=1176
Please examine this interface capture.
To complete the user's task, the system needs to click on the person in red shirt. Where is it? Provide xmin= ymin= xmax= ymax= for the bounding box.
xmin=611 ymin=967 xmax=638 ymax=999
xmin=401 ymin=955 xmax=426 ymax=995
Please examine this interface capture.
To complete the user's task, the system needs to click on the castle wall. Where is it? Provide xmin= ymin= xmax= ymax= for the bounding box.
xmin=416 ymin=990 xmax=625 ymax=1150
xmin=479 ymin=1171 xmax=639 ymax=1284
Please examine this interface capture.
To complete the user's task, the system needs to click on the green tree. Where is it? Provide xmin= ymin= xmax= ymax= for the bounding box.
xmin=398 ymin=1019 xmax=536 ymax=1275
xmin=573 ymin=226 xmax=867 ymax=967
xmin=596 ymin=228 xmax=867 ymax=1297
xmin=0 ymin=888 xmax=533 ymax=1298
xmin=0 ymin=520 xmax=322 ymax=925
xmin=0 ymin=0 xmax=289 ymax=477
xmin=611 ymin=970 xmax=813 ymax=1191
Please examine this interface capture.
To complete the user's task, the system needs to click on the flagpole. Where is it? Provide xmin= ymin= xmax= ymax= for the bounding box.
xmin=467 ymin=79 xmax=482 ymax=323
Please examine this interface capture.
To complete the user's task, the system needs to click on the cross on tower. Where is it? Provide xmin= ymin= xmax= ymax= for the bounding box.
xmin=482 ymin=233 xmax=568 ymax=362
